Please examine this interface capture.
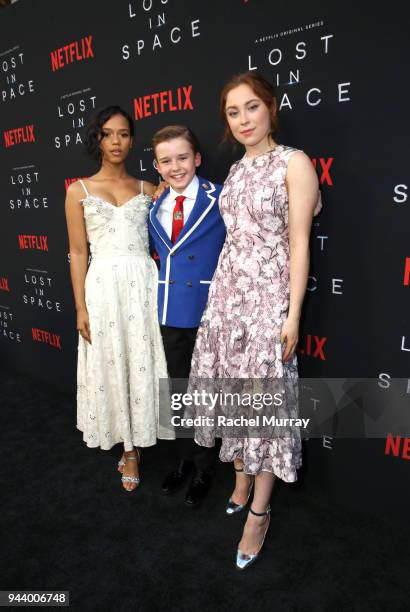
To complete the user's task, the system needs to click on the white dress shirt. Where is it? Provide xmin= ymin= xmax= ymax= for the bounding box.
xmin=156 ymin=175 xmax=199 ymax=239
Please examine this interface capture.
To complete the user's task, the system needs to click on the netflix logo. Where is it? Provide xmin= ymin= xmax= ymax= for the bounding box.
xmin=385 ymin=434 xmax=410 ymax=460
xmin=50 ymin=35 xmax=94 ymax=72
xmin=0 ymin=277 xmax=10 ymax=292
xmin=297 ymin=334 xmax=327 ymax=360
xmin=3 ymin=124 xmax=35 ymax=148
xmin=312 ymin=157 xmax=334 ymax=186
xmin=32 ymin=327 xmax=61 ymax=349
xmin=134 ymin=85 xmax=193 ymax=120
xmin=18 ymin=235 xmax=48 ymax=251
xmin=403 ymin=257 xmax=410 ymax=286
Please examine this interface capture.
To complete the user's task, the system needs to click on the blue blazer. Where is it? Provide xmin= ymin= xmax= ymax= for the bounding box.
xmin=148 ymin=177 xmax=226 ymax=328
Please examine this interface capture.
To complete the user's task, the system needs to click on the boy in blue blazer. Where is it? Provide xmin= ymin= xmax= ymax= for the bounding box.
xmin=149 ymin=125 xmax=226 ymax=506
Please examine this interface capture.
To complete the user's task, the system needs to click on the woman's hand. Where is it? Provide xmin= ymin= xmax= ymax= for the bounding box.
xmin=77 ymin=308 xmax=91 ymax=344
xmin=280 ymin=316 xmax=299 ymax=362
xmin=152 ymin=180 xmax=169 ymax=201
xmin=313 ymin=191 xmax=323 ymax=217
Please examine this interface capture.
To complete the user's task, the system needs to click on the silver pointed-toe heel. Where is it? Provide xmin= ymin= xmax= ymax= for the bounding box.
xmin=235 ymin=505 xmax=271 ymax=570
xmin=226 ymin=466 xmax=254 ymax=515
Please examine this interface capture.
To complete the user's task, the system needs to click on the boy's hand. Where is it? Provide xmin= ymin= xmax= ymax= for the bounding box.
xmin=152 ymin=181 xmax=169 ymax=201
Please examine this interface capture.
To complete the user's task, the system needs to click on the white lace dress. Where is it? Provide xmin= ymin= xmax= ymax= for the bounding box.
xmin=76 ymin=180 xmax=174 ymax=450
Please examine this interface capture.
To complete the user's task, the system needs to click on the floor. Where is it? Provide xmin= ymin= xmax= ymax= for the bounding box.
xmin=1 ymin=370 xmax=409 ymax=612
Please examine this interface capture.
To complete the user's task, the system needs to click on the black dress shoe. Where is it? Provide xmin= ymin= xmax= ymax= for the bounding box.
xmin=184 ymin=470 xmax=211 ymax=507
xmin=161 ymin=460 xmax=194 ymax=495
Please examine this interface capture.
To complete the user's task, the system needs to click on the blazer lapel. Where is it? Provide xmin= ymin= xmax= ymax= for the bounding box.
xmin=149 ymin=190 xmax=173 ymax=250
xmin=174 ymin=177 xmax=214 ymax=245
xmin=176 ymin=193 xmax=204 ymax=243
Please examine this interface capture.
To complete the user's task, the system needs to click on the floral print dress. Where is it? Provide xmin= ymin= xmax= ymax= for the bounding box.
xmin=188 ymin=146 xmax=302 ymax=481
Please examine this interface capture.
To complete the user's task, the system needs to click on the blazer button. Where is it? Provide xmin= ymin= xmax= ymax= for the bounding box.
xmin=188 ymin=255 xmax=195 ymax=260
xmin=170 ymin=252 xmax=175 ymax=257
xmin=187 ymin=281 xmax=193 ymax=287
xmin=169 ymin=279 xmax=175 ymax=285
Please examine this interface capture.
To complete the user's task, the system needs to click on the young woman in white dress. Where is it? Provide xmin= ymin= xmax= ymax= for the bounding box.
xmin=65 ymin=106 xmax=173 ymax=492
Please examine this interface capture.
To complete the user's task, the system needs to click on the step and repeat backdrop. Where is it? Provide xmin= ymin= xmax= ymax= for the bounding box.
xmin=0 ymin=0 xmax=409 ymax=515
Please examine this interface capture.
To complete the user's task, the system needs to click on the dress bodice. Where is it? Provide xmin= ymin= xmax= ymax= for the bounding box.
xmin=80 ymin=194 xmax=152 ymax=258
xmin=218 ymin=145 xmax=299 ymax=284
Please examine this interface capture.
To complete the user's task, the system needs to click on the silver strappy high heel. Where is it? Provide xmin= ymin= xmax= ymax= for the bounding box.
xmin=226 ymin=466 xmax=254 ymax=514
xmin=120 ymin=449 xmax=141 ymax=491
xmin=235 ymin=506 xmax=271 ymax=570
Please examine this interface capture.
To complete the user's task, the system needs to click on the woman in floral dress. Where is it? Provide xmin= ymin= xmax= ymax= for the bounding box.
xmin=189 ymin=72 xmax=319 ymax=568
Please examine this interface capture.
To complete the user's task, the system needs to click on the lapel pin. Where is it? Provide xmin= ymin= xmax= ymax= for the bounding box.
xmin=202 ymin=183 xmax=208 ymax=190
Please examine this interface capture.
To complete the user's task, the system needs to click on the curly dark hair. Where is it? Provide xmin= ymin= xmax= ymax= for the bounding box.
xmin=84 ymin=105 xmax=134 ymax=161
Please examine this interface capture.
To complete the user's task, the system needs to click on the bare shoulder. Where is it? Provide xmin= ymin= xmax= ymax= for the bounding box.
xmin=286 ymin=150 xmax=317 ymax=184
xmin=66 ymin=180 xmax=87 ymax=206
xmin=66 ymin=180 xmax=84 ymax=196
xmin=65 ymin=180 xmax=87 ymax=223
xmin=287 ymin=150 xmax=312 ymax=172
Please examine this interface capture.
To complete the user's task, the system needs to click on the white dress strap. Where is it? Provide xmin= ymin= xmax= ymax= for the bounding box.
xmin=140 ymin=180 xmax=144 ymax=195
xmin=79 ymin=179 xmax=89 ymax=197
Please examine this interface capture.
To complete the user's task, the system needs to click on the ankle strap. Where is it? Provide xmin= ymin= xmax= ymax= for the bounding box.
xmin=124 ymin=449 xmax=140 ymax=461
xmin=249 ymin=505 xmax=270 ymax=516
xmin=234 ymin=467 xmax=244 ymax=472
